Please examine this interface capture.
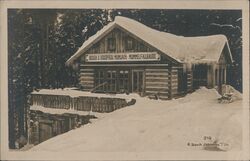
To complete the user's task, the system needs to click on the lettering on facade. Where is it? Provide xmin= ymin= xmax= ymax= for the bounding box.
xmin=85 ymin=52 xmax=160 ymax=62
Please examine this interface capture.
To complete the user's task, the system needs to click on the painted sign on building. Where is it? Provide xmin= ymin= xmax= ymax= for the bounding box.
xmin=85 ymin=52 xmax=160 ymax=62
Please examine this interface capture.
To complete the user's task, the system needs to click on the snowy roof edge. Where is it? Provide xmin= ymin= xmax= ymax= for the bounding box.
xmin=65 ymin=16 xmax=233 ymax=66
xmin=65 ymin=21 xmax=117 ymax=66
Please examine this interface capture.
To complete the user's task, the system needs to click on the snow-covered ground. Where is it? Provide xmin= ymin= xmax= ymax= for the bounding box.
xmin=30 ymin=87 xmax=242 ymax=152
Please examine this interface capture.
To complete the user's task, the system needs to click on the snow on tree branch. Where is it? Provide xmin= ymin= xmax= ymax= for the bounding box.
xmin=210 ymin=23 xmax=241 ymax=32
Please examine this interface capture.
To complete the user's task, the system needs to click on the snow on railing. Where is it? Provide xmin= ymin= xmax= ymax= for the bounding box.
xmin=31 ymin=93 xmax=134 ymax=113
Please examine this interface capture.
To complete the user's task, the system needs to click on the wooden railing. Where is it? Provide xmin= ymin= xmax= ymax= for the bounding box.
xmin=31 ymin=94 xmax=71 ymax=109
xmin=31 ymin=94 xmax=133 ymax=113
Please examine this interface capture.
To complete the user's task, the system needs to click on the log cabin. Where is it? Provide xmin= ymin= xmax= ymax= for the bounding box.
xmin=66 ymin=16 xmax=233 ymax=100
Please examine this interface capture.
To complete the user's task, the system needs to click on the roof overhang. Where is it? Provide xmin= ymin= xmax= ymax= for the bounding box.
xmin=66 ymin=16 xmax=233 ymax=67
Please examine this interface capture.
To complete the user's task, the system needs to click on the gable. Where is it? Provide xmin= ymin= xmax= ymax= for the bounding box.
xmin=79 ymin=27 xmax=180 ymax=65
xmin=84 ymin=27 xmax=154 ymax=54
xmin=219 ymin=44 xmax=233 ymax=64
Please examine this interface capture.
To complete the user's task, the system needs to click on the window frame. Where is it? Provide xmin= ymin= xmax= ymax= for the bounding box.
xmin=125 ymin=37 xmax=134 ymax=51
xmin=107 ymin=37 xmax=116 ymax=51
xmin=95 ymin=70 xmax=106 ymax=92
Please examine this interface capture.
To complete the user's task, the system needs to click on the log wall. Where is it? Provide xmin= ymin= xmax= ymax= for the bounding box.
xmin=78 ymin=66 xmax=185 ymax=100
xmin=79 ymin=68 xmax=94 ymax=90
xmin=187 ymin=71 xmax=193 ymax=92
xmin=145 ymin=68 xmax=171 ymax=100
xmin=170 ymin=68 xmax=178 ymax=96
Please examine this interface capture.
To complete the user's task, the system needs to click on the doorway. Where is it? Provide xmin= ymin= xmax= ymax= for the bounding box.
xmin=178 ymin=69 xmax=187 ymax=93
xmin=132 ymin=70 xmax=144 ymax=94
xmin=193 ymin=64 xmax=208 ymax=89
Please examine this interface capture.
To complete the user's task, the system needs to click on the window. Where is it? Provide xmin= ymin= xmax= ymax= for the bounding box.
xmin=107 ymin=38 xmax=116 ymax=51
xmin=119 ymin=70 xmax=129 ymax=93
xmin=95 ymin=70 xmax=118 ymax=93
xmin=107 ymin=70 xmax=116 ymax=92
xmin=125 ymin=37 xmax=133 ymax=50
xmin=95 ymin=70 xmax=106 ymax=91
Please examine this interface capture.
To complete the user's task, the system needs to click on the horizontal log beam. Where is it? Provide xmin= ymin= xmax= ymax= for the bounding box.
xmin=145 ymin=83 xmax=169 ymax=87
xmin=171 ymin=79 xmax=178 ymax=83
xmin=81 ymin=83 xmax=94 ymax=87
xmin=146 ymin=77 xmax=170 ymax=81
xmin=146 ymin=87 xmax=170 ymax=92
xmin=80 ymin=81 xmax=94 ymax=85
xmin=145 ymin=69 xmax=170 ymax=72
xmin=80 ymin=73 xmax=94 ymax=76
xmin=171 ymin=86 xmax=178 ymax=90
xmin=158 ymin=96 xmax=170 ymax=100
xmin=171 ymin=75 xmax=178 ymax=78
xmin=145 ymin=80 xmax=169 ymax=84
xmin=172 ymin=83 xmax=178 ymax=87
xmin=145 ymin=71 xmax=170 ymax=74
xmin=146 ymin=85 xmax=169 ymax=89
xmin=145 ymin=91 xmax=169 ymax=95
xmin=145 ymin=71 xmax=170 ymax=75
xmin=80 ymin=69 xmax=95 ymax=72
xmin=79 ymin=77 xmax=94 ymax=81
xmin=145 ymin=74 xmax=170 ymax=78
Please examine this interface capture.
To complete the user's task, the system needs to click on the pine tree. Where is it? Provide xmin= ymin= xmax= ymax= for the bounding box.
xmin=8 ymin=9 xmax=58 ymax=148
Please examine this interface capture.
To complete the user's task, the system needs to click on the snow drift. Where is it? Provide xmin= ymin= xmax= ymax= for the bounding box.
xmin=30 ymin=87 xmax=242 ymax=152
xmin=221 ymin=84 xmax=242 ymax=101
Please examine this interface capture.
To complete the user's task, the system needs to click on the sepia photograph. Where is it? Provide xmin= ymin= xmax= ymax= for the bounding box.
xmin=0 ymin=0 xmax=249 ymax=160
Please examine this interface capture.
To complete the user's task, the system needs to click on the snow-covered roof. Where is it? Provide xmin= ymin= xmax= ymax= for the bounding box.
xmin=66 ymin=16 xmax=233 ymax=65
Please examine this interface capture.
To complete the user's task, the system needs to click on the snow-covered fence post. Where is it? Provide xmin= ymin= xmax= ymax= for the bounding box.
xmin=69 ymin=97 xmax=71 ymax=110
xmin=88 ymin=97 xmax=93 ymax=115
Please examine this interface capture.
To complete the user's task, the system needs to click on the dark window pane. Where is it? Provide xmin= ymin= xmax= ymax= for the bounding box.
xmin=108 ymin=38 xmax=116 ymax=51
xmin=107 ymin=72 xmax=111 ymax=78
